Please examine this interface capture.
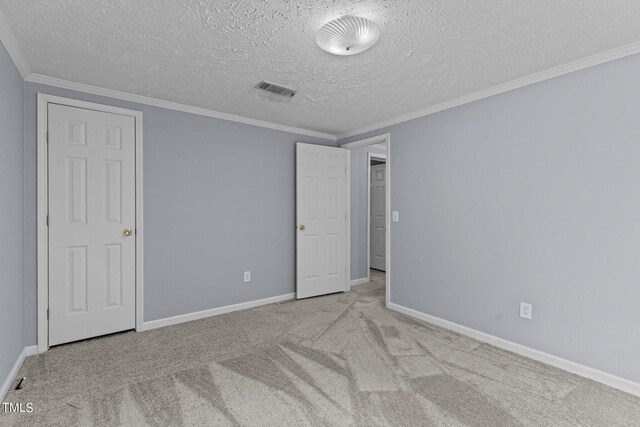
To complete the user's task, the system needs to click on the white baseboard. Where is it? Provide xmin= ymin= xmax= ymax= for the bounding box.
xmin=388 ymin=303 xmax=640 ymax=397
xmin=350 ymin=278 xmax=369 ymax=286
xmin=1 ymin=346 xmax=37 ymax=401
xmin=141 ymin=293 xmax=296 ymax=331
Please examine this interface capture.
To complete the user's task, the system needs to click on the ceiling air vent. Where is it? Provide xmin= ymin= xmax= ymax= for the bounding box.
xmin=255 ymin=81 xmax=297 ymax=100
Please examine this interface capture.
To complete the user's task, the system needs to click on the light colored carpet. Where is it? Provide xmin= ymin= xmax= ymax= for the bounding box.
xmin=2 ymin=270 xmax=639 ymax=426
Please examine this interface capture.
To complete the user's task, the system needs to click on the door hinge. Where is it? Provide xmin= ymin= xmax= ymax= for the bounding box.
xmin=46 ymin=215 xmax=49 ymax=226
xmin=47 ymin=308 xmax=50 ymax=319
xmin=46 ymin=131 xmax=49 ymax=143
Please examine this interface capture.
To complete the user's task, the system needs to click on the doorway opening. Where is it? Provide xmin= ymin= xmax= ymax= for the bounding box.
xmin=368 ymin=153 xmax=386 ymax=273
xmin=342 ymin=134 xmax=391 ymax=307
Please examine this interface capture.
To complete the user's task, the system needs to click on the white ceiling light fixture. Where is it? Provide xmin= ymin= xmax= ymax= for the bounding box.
xmin=316 ymin=15 xmax=381 ymax=56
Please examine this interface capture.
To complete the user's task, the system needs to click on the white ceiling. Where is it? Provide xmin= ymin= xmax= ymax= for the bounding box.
xmin=2 ymin=1 xmax=640 ymax=136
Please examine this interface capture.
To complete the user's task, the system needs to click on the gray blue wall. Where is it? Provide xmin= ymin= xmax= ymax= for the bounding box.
xmin=8 ymin=39 xmax=640 ymax=386
xmin=341 ymin=53 xmax=640 ymax=383
xmin=350 ymin=145 xmax=386 ymax=280
xmin=23 ymin=82 xmax=336 ymax=344
xmin=0 ymin=41 xmax=25 ymax=386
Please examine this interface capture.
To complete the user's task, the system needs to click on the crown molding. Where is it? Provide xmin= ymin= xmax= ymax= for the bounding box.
xmin=338 ymin=40 xmax=640 ymax=140
xmin=0 ymin=8 xmax=30 ymax=78
xmin=25 ymin=74 xmax=337 ymax=141
xmin=7 ymin=13 xmax=640 ymax=143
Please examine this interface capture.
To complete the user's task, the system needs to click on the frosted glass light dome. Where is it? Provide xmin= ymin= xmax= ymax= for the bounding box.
xmin=316 ymin=15 xmax=381 ymax=56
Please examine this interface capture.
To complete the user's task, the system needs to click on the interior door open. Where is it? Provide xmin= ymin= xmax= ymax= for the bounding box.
xmin=370 ymin=162 xmax=386 ymax=271
xmin=296 ymin=143 xmax=347 ymax=299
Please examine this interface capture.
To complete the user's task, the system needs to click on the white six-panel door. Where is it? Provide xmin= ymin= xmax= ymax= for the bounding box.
xmin=48 ymin=103 xmax=136 ymax=346
xmin=370 ymin=163 xmax=386 ymax=271
xmin=296 ymin=143 xmax=347 ymax=299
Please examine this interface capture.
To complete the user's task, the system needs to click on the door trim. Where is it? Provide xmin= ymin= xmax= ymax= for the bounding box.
xmin=342 ymin=133 xmax=391 ymax=307
xmin=36 ymin=93 xmax=144 ymax=353
xmin=345 ymin=149 xmax=351 ymax=293
xmin=367 ymin=152 xmax=387 ymax=277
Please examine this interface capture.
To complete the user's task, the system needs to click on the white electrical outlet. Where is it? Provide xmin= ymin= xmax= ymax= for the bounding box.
xmin=243 ymin=271 xmax=251 ymax=283
xmin=520 ymin=302 xmax=532 ymax=320
xmin=392 ymin=211 xmax=399 ymax=222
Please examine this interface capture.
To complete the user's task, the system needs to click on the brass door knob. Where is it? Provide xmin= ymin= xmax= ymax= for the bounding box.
xmin=123 ymin=228 xmax=133 ymax=237
xmin=298 ymin=224 xmax=306 ymax=231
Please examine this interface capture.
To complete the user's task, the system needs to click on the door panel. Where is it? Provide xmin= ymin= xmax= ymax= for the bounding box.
xmin=370 ymin=163 xmax=386 ymax=271
xmin=296 ymin=143 xmax=347 ymax=299
xmin=48 ymin=103 xmax=136 ymax=346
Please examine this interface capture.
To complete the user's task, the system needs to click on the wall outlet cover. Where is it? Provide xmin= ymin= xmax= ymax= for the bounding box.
xmin=520 ymin=302 xmax=532 ymax=320
xmin=243 ymin=271 xmax=251 ymax=283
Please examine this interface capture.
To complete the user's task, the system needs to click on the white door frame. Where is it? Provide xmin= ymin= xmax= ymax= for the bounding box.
xmin=36 ymin=93 xmax=144 ymax=353
xmin=367 ymin=152 xmax=387 ymax=276
xmin=342 ymin=133 xmax=391 ymax=307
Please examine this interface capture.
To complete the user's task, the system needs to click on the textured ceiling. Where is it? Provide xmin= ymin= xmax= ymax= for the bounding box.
xmin=2 ymin=1 xmax=640 ymax=135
